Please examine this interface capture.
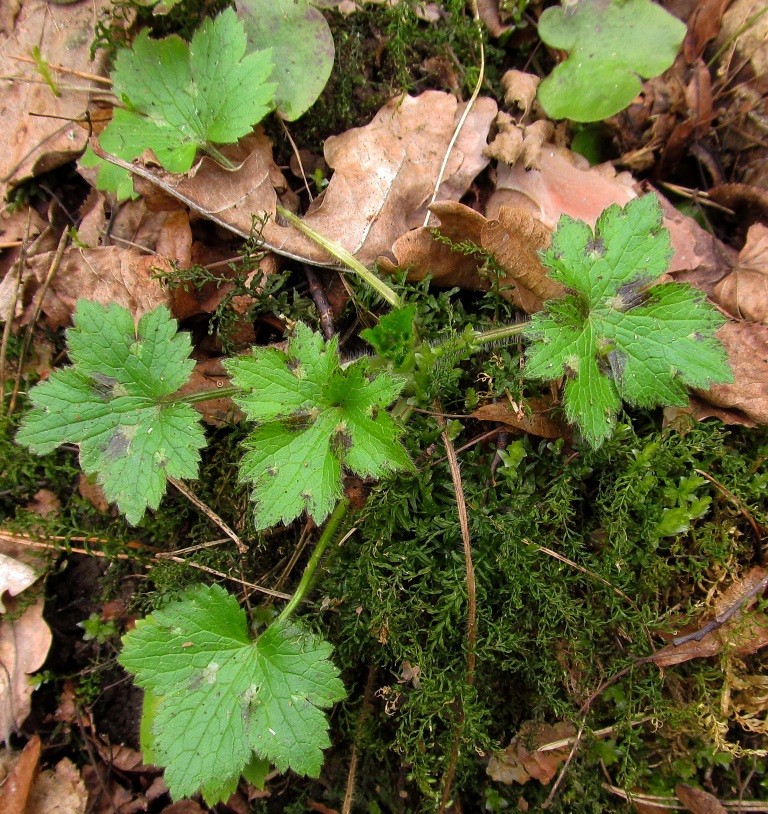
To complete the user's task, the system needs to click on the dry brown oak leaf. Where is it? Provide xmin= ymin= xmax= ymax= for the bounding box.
xmin=107 ymin=93 xmax=497 ymax=268
xmin=713 ymin=223 xmax=768 ymax=323
xmin=0 ymin=0 xmax=114 ymax=201
xmin=379 ymin=201 xmax=562 ymax=315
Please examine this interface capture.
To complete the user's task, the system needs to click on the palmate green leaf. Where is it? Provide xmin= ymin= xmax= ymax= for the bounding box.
xmin=224 ymin=323 xmax=413 ymax=529
xmin=119 ymin=584 xmax=345 ymax=804
xmin=16 ymin=301 xmax=205 ymax=524
xmin=524 ymin=195 xmax=733 ymax=448
xmin=93 ymin=8 xmax=276 ymax=194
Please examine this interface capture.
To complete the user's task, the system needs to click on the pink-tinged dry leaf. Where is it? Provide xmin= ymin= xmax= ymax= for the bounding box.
xmin=472 ymin=397 xmax=571 ymax=441
xmin=487 ymin=145 xmax=637 ymax=228
xmin=378 ymin=201 xmax=487 ymax=289
xmin=675 ymin=784 xmax=727 ymax=814
xmin=77 ymin=474 xmax=110 ymax=514
xmin=651 ymin=566 xmax=768 ymax=668
xmin=5 ymin=246 xmax=172 ymax=329
xmin=713 ymin=224 xmax=768 ymax=322
xmin=0 ymin=734 xmax=40 ymax=813
xmin=694 ymin=321 xmax=768 ymax=425
xmin=177 ymin=358 xmax=242 ymax=427
xmin=26 ymin=757 xmax=86 ymax=814
xmin=0 ymin=595 xmax=52 ymax=745
xmin=0 ymin=0 xmax=115 ymax=200
xmin=304 ymin=91 xmax=496 ymax=265
xmin=477 ymin=0 xmax=512 ymax=36
xmin=26 ymin=488 xmax=61 ymax=518
xmin=487 ymin=721 xmax=576 ymax=785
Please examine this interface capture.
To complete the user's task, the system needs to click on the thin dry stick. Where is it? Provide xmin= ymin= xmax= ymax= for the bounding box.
xmin=541 ymin=718 xmax=586 ymax=809
xmin=304 ymin=264 xmax=335 ymax=340
xmin=0 ymin=210 xmax=33 ymax=410
xmin=154 ymin=555 xmax=291 ymax=600
xmin=695 ymin=467 xmax=765 ymax=549
xmin=423 ymin=0 xmax=485 ymax=228
xmin=435 ymin=409 xmax=477 ymax=814
xmin=342 ymin=664 xmax=377 ymax=814
xmin=10 ymin=54 xmax=112 ymax=85
xmin=279 ymin=118 xmax=313 ymax=201
xmin=167 ymin=475 xmax=247 ymax=553
xmin=271 ymin=520 xmax=313 ymax=596
xmin=8 ymin=228 xmax=70 ymax=414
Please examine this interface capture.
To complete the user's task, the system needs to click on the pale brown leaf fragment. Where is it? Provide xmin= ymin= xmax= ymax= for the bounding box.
xmin=500 ymin=70 xmax=540 ymax=118
xmin=26 ymin=757 xmax=86 ymax=814
xmin=480 ymin=206 xmax=564 ymax=312
xmin=487 ymin=721 xmax=577 ymax=785
xmin=0 ymin=0 xmax=114 ymax=200
xmin=483 ymin=113 xmax=524 ymax=165
xmin=0 ymin=552 xmax=37 ymax=613
xmin=694 ymin=321 xmax=768 ymax=425
xmin=0 ymin=734 xmax=40 ymax=813
xmin=477 ymin=0 xmax=512 ymax=37
xmin=519 ymin=120 xmax=555 ymax=171
xmin=0 ymin=595 xmax=52 ymax=745
xmin=675 ymin=783 xmax=727 ymax=814
xmin=651 ymin=566 xmax=768 ymax=667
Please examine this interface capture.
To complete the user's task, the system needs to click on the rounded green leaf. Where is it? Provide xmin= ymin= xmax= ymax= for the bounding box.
xmin=236 ymin=0 xmax=334 ymax=121
xmin=537 ymin=0 xmax=686 ymax=122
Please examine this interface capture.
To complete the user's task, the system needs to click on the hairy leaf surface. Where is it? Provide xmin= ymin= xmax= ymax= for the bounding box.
xmin=16 ymin=301 xmax=205 ymax=524
xmin=225 ymin=323 xmax=412 ymax=529
xmin=524 ymin=195 xmax=732 ymax=448
xmin=119 ymin=584 xmax=345 ymax=803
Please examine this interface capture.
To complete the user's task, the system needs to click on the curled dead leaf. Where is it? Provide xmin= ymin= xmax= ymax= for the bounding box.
xmin=712 ymin=223 xmax=768 ymax=322
xmin=481 ymin=206 xmax=564 ymax=312
xmin=675 ymin=783 xmax=727 ymax=814
xmin=500 ymin=70 xmax=540 ymax=118
xmin=471 ymin=396 xmax=571 ymax=441
xmin=487 ymin=721 xmax=576 ymax=785
xmin=694 ymin=321 xmax=768 ymax=426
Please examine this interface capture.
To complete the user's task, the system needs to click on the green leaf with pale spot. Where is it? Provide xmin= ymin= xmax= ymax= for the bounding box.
xmin=93 ymin=9 xmax=276 ymax=196
xmin=16 ymin=300 xmax=205 ymax=524
xmin=224 ymin=322 xmax=413 ymax=529
xmin=119 ymin=584 xmax=345 ymax=804
xmin=524 ymin=195 xmax=733 ymax=448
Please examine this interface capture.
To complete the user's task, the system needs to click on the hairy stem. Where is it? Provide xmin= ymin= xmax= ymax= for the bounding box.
xmin=276 ymin=206 xmax=401 ymax=308
xmin=277 ymin=498 xmax=350 ymax=622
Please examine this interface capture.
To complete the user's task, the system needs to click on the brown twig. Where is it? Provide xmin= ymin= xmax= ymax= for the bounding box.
xmin=342 ymin=665 xmax=377 ymax=814
xmin=541 ymin=718 xmax=586 ymax=809
xmin=10 ymin=54 xmax=112 ymax=85
xmin=167 ymin=476 xmax=247 ymax=553
xmin=304 ymin=264 xmax=335 ymax=340
xmin=435 ymin=405 xmax=477 ymax=814
xmin=8 ymin=228 xmax=70 ymax=414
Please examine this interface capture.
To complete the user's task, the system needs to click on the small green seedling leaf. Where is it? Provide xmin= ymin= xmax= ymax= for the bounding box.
xmin=93 ymin=8 xmax=276 ymax=195
xmin=236 ymin=0 xmax=334 ymax=121
xmin=119 ymin=584 xmax=345 ymax=804
xmin=537 ymin=0 xmax=686 ymax=122
xmin=524 ymin=195 xmax=732 ymax=448
xmin=360 ymin=305 xmax=417 ymax=368
xmin=225 ymin=323 xmax=413 ymax=529
xmin=16 ymin=301 xmax=205 ymax=524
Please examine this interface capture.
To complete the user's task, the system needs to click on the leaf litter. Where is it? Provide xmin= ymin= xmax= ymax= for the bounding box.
xmin=2 ymin=1 xmax=768 ymax=811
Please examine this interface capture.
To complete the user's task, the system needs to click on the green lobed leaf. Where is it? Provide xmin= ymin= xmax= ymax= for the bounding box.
xmin=523 ymin=195 xmax=733 ymax=448
xmin=16 ymin=301 xmax=205 ymax=524
xmin=224 ymin=322 xmax=412 ymax=529
xmin=94 ymin=9 xmax=276 ymax=194
xmin=119 ymin=584 xmax=345 ymax=804
xmin=537 ymin=0 xmax=686 ymax=122
xmin=236 ymin=0 xmax=334 ymax=121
